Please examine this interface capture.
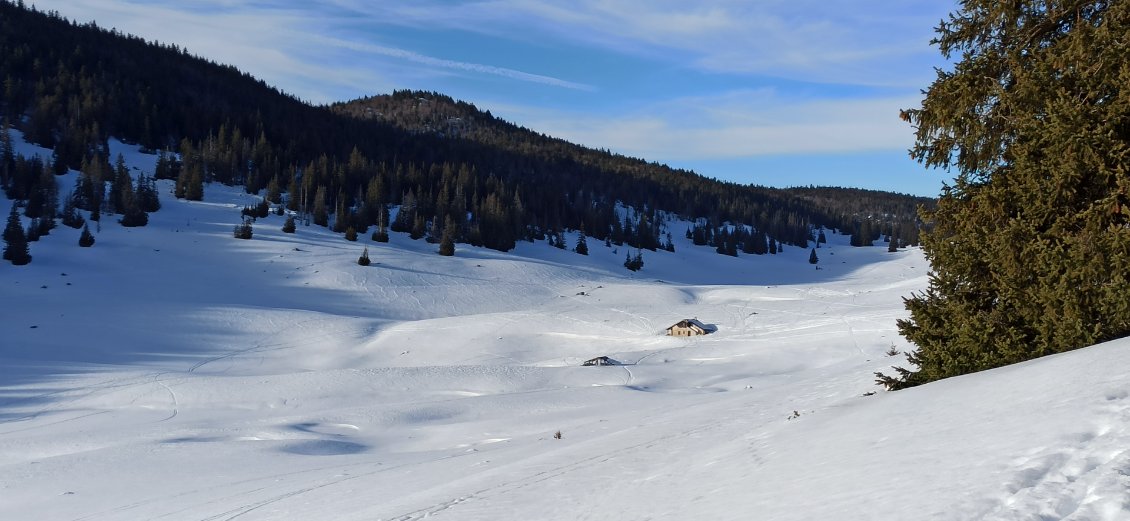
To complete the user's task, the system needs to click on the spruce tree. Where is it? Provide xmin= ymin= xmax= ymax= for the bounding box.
xmin=809 ymin=248 xmax=818 ymax=265
xmin=410 ymin=213 xmax=426 ymax=240
xmin=265 ymin=176 xmax=281 ymax=204
xmin=371 ymin=202 xmax=390 ymax=242
xmin=78 ymin=223 xmax=95 ymax=247
xmin=575 ymin=225 xmax=589 ymax=255
xmin=61 ymin=192 xmax=84 ymax=228
xmin=357 ymin=247 xmax=371 ymax=266
xmin=0 ymin=119 xmax=13 ymax=189
xmin=886 ymin=1 xmax=1130 ymax=389
xmin=25 ymin=219 xmax=40 ymax=242
xmin=135 ymin=173 xmax=160 ymax=212
xmin=332 ymin=200 xmax=349 ymax=233
xmin=233 ymin=219 xmax=253 ymax=239
xmin=3 ymin=204 xmax=30 ymax=264
xmin=312 ymin=186 xmax=329 ymax=227
xmin=438 ymin=216 xmax=456 ymax=256
xmin=184 ymin=166 xmax=204 ymax=201
xmin=624 ymin=250 xmax=643 ymax=271
xmin=109 ymin=154 xmax=131 ymax=214
xmin=282 ymin=214 xmax=296 ymax=233
xmin=154 ymin=150 xmax=176 ymax=180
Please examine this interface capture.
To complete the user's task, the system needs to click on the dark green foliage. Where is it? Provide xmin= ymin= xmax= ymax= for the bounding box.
xmin=410 ymin=213 xmax=426 ymax=241
xmin=3 ymin=204 xmax=21 ymax=244
xmin=282 ymin=215 xmax=296 ymax=233
xmin=3 ymin=203 xmax=30 ymax=264
xmin=35 ymin=211 xmax=52 ymax=236
xmin=178 ymin=152 xmax=204 ymax=201
xmin=154 ymin=150 xmax=177 ymax=180
xmin=233 ymin=219 xmax=252 ymax=239
xmin=332 ymin=200 xmax=350 ymax=233
xmin=109 ymin=154 xmax=131 ymax=214
xmin=849 ymin=220 xmax=875 ymax=247
xmin=574 ymin=225 xmax=588 ymax=255
xmin=0 ymin=120 xmax=13 ymax=189
xmin=241 ymin=198 xmax=269 ymax=220
xmin=312 ymin=186 xmax=328 ymax=227
xmin=115 ymin=170 xmax=149 ymax=227
xmin=118 ymin=205 xmax=148 ymax=227
xmin=808 ymin=248 xmax=818 ymax=265
xmin=135 ymin=173 xmax=160 ymax=212
xmin=175 ymin=160 xmax=204 ymax=201
xmin=886 ymin=0 xmax=1130 ymax=389
xmin=357 ymin=247 xmax=371 ymax=266
xmin=25 ymin=163 xmax=58 ymax=222
xmin=438 ymin=216 xmax=456 ymax=256
xmin=78 ymin=223 xmax=94 ymax=247
xmin=60 ymin=192 xmax=84 ymax=228
xmin=624 ymin=251 xmax=644 ymax=272
xmin=371 ymin=203 xmax=390 ymax=242
xmin=25 ymin=219 xmax=40 ymax=242
xmin=265 ymin=176 xmax=282 ymax=204
xmin=344 ymin=226 xmax=358 ymax=242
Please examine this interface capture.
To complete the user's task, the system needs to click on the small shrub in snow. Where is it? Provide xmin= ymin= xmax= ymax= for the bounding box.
xmin=624 ymin=251 xmax=643 ymax=271
xmin=357 ymin=247 xmax=371 ymax=266
xmin=233 ymin=220 xmax=253 ymax=240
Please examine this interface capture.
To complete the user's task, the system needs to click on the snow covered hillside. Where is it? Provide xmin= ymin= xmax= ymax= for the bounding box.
xmin=2 ymin=138 xmax=1129 ymax=520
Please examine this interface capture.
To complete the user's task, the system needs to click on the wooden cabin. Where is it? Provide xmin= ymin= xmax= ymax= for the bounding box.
xmin=666 ymin=319 xmax=710 ymax=337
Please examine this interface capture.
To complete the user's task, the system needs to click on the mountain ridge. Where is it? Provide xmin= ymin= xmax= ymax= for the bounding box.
xmin=1 ymin=0 xmax=929 ymax=261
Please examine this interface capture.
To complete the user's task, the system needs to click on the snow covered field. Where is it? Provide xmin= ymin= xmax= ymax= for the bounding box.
xmin=3 ymin=137 xmax=1130 ymax=520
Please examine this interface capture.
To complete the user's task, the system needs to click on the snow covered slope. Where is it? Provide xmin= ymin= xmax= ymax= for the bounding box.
xmin=2 ymin=138 xmax=1128 ymax=520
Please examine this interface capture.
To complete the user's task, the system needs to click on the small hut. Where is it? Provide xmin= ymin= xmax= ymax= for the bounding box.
xmin=666 ymin=319 xmax=710 ymax=337
xmin=582 ymin=356 xmax=618 ymax=366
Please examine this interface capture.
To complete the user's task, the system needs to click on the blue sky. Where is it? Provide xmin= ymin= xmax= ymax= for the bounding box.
xmin=30 ymin=0 xmax=957 ymax=196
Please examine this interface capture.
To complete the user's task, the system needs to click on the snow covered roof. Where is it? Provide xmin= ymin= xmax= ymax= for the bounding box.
xmin=668 ymin=318 xmax=708 ymax=331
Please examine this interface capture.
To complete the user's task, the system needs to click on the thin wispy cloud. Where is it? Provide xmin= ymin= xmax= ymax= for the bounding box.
xmin=28 ymin=0 xmax=591 ymax=102
xmin=315 ymin=36 xmax=594 ymax=92
xmin=345 ymin=0 xmax=949 ymax=88
xmin=491 ymin=92 xmax=922 ymax=161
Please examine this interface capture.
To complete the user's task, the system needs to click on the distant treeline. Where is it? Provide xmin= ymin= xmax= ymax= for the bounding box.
xmin=0 ymin=0 xmax=932 ymax=260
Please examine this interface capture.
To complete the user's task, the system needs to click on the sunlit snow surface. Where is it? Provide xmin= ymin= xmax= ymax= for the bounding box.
xmin=2 ymin=135 xmax=1129 ymax=520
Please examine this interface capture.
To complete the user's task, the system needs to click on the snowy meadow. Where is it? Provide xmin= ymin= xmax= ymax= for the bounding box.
xmin=3 ymin=137 xmax=1130 ymax=520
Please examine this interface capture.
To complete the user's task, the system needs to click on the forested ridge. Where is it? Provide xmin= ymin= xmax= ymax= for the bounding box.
xmin=0 ymin=0 xmax=931 ymax=262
